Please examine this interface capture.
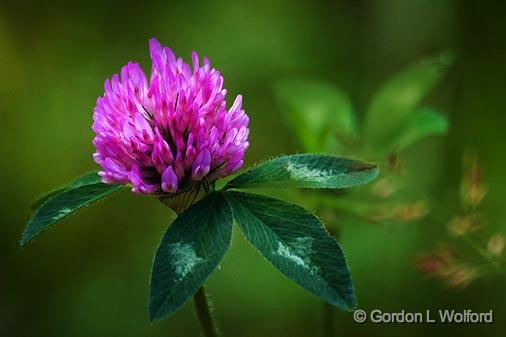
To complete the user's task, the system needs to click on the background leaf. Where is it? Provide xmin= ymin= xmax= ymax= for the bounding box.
xmin=225 ymin=154 xmax=378 ymax=190
xmin=149 ymin=192 xmax=233 ymax=321
xmin=363 ymin=54 xmax=450 ymax=151
xmin=273 ymin=79 xmax=356 ymax=153
xmin=385 ymin=107 xmax=448 ymax=155
xmin=226 ymin=191 xmax=356 ymax=310
xmin=21 ymin=179 xmax=125 ymax=246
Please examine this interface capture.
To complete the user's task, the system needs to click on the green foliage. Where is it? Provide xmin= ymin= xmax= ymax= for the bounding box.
xmin=149 ymin=192 xmax=233 ymax=321
xmin=24 ymin=157 xmax=378 ymax=320
xmin=225 ymin=154 xmax=378 ymax=190
xmin=226 ymin=191 xmax=356 ymax=310
xmin=21 ymin=174 xmax=125 ymax=246
xmin=273 ymin=54 xmax=451 ymax=158
xmin=273 ymin=79 xmax=356 ymax=153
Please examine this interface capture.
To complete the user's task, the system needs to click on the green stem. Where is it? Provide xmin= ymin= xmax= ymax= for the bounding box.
xmin=193 ymin=286 xmax=220 ymax=337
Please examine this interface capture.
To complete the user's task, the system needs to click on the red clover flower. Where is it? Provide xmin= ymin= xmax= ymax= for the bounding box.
xmin=92 ymin=38 xmax=249 ymax=194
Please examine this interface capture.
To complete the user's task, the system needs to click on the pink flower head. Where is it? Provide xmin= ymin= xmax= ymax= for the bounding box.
xmin=92 ymin=38 xmax=249 ymax=194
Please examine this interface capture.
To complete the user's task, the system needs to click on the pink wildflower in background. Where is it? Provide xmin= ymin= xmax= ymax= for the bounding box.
xmin=92 ymin=38 xmax=249 ymax=194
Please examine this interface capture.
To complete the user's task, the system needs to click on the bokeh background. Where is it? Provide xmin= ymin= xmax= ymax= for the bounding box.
xmin=1 ymin=1 xmax=505 ymax=336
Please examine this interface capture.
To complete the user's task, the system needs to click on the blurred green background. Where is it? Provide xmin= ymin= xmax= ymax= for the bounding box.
xmin=1 ymin=0 xmax=505 ymax=336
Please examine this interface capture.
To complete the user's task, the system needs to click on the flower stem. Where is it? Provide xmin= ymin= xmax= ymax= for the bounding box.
xmin=193 ymin=286 xmax=220 ymax=337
